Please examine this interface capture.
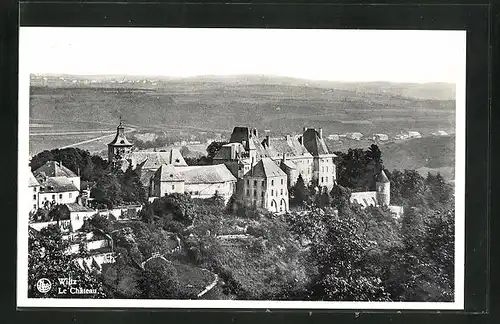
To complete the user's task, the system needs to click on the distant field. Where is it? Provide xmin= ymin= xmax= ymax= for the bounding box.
xmin=29 ymin=134 xmax=99 ymax=155
xmin=29 ymin=81 xmax=455 ymax=139
xmin=380 ymin=135 xmax=456 ymax=182
xmin=28 ymin=119 xmax=130 ymax=156
xmin=29 ymin=78 xmax=456 ymax=160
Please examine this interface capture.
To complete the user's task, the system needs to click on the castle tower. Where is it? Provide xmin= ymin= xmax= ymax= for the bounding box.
xmin=375 ymin=170 xmax=390 ymax=206
xmin=107 ymin=120 xmax=133 ymax=165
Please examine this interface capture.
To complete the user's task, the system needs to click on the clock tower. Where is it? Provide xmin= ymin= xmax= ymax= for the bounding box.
xmin=108 ymin=119 xmax=133 ymax=166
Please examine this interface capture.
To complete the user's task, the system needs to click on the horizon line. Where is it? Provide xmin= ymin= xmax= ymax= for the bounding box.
xmin=30 ymin=73 xmax=456 ymax=85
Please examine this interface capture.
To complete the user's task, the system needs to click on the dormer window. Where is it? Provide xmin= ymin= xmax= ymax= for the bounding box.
xmin=120 ymin=140 xmax=125 ymax=144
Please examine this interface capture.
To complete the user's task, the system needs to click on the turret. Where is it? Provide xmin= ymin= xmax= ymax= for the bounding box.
xmin=375 ymin=170 xmax=390 ymax=206
xmin=107 ymin=120 xmax=133 ymax=165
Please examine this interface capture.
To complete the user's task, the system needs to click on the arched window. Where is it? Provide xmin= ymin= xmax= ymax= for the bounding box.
xmin=270 ymin=200 xmax=278 ymax=212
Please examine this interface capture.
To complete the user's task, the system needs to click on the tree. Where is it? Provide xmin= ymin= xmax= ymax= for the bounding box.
xmin=309 ymin=212 xmax=391 ymax=301
xmin=121 ymin=166 xmax=147 ymax=204
xmin=318 ymin=187 xmax=331 ymax=208
xmin=28 ymin=225 xmax=106 ymax=298
xmin=86 ymin=214 xmax=113 ymax=234
xmin=206 ymin=141 xmax=229 ymax=161
xmin=30 ymin=147 xmax=108 ymax=182
xmin=329 ymin=184 xmax=351 ymax=210
xmin=289 ymin=174 xmax=309 ymax=207
xmin=90 ymin=170 xmax=123 ymax=208
xmin=365 ymin=144 xmax=383 ymax=171
xmin=425 ymin=172 xmax=453 ymax=209
xmin=33 ymin=208 xmax=49 ymax=222
xmin=100 ymin=247 xmax=142 ymax=298
xmin=154 ymin=193 xmax=197 ymax=225
xmin=139 ymin=259 xmax=182 ymax=299
xmin=335 ymin=148 xmax=367 ymax=190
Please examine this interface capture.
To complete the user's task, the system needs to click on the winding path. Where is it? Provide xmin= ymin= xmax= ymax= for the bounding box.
xmin=59 ymin=127 xmax=135 ymax=149
xmin=141 ymin=252 xmax=219 ymax=298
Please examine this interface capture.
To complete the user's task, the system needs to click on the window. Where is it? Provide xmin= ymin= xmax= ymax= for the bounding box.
xmin=326 ymin=166 xmax=328 ymax=172
xmin=254 ymin=180 xmax=257 ymax=186
xmin=280 ymin=189 xmax=283 ymax=195
xmin=253 ymin=190 xmax=257 ymax=196
xmin=172 ymin=185 xmax=175 ymax=190
xmin=246 ymin=189 xmax=250 ymax=196
xmin=261 ymin=191 xmax=265 ymax=197
xmin=271 ymin=189 xmax=274 ymax=196
xmin=281 ymin=178 xmax=284 ymax=185
xmin=33 ymin=187 xmax=36 ymax=193
xmin=44 ymin=197 xmax=47 ymax=201
xmin=33 ymin=204 xmax=36 ymax=210
xmin=247 ymin=179 xmax=250 ymax=185
xmin=271 ymin=180 xmax=274 ymax=186
xmin=52 ymin=194 xmax=55 ymax=200
xmin=322 ymin=166 xmax=324 ymax=172
xmin=326 ymin=177 xmax=328 ymax=183
xmin=262 ymin=180 xmax=265 ymax=186
xmin=321 ymin=177 xmax=324 ymax=183
xmin=69 ymin=193 xmax=72 ymax=198
xmin=33 ymin=194 xmax=36 ymax=200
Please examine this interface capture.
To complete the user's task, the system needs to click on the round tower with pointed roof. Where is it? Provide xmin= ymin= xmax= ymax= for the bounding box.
xmin=108 ymin=120 xmax=133 ymax=165
xmin=375 ymin=170 xmax=390 ymax=206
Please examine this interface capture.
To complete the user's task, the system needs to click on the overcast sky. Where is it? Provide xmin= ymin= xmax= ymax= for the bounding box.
xmin=20 ymin=27 xmax=466 ymax=83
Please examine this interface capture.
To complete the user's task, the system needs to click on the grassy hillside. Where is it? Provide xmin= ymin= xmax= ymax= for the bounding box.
xmin=380 ymin=135 xmax=456 ymax=181
xmin=30 ymin=77 xmax=455 ymax=135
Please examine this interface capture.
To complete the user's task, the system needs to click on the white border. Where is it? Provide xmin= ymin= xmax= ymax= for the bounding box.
xmin=17 ymin=28 xmax=466 ymax=310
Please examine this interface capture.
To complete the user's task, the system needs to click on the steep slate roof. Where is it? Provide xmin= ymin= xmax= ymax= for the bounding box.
xmin=228 ymin=127 xmax=265 ymax=156
xmin=64 ymin=203 xmax=95 ymax=213
xmin=176 ymin=164 xmax=237 ymax=184
xmin=246 ymin=158 xmax=286 ymax=178
xmin=376 ymin=170 xmax=390 ymax=183
xmin=302 ymin=129 xmax=334 ymax=157
xmin=34 ymin=161 xmax=78 ymax=178
xmin=262 ymin=135 xmax=311 ymax=159
xmin=139 ymin=169 xmax=157 ymax=187
xmin=153 ymin=164 xmax=185 ymax=182
xmin=280 ymin=159 xmax=297 ymax=170
xmin=229 ymin=127 xmax=252 ymax=150
xmin=126 ymin=149 xmax=187 ymax=170
xmin=350 ymin=191 xmax=378 ymax=208
xmin=40 ymin=177 xmax=79 ymax=193
xmin=29 ymin=171 xmax=41 ymax=187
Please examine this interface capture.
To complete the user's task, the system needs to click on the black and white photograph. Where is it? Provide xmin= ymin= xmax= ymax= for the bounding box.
xmin=17 ymin=27 xmax=466 ymax=309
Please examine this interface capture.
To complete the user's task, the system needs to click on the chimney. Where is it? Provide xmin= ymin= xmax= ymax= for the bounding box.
xmin=319 ymin=128 xmax=323 ymax=139
xmin=282 ymin=152 xmax=286 ymax=162
xmin=266 ymin=135 xmax=270 ymax=147
xmin=298 ymin=136 xmax=303 ymax=145
xmin=254 ymin=129 xmax=259 ymax=138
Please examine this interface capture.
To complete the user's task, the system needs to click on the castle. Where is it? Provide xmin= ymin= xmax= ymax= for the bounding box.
xmin=107 ymin=123 xmax=402 ymax=215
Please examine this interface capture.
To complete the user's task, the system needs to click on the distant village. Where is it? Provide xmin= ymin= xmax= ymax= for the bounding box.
xmin=27 ymin=120 xmax=452 ymax=273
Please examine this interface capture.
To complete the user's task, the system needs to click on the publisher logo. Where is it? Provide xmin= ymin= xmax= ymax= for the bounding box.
xmin=36 ymin=278 xmax=52 ymax=294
